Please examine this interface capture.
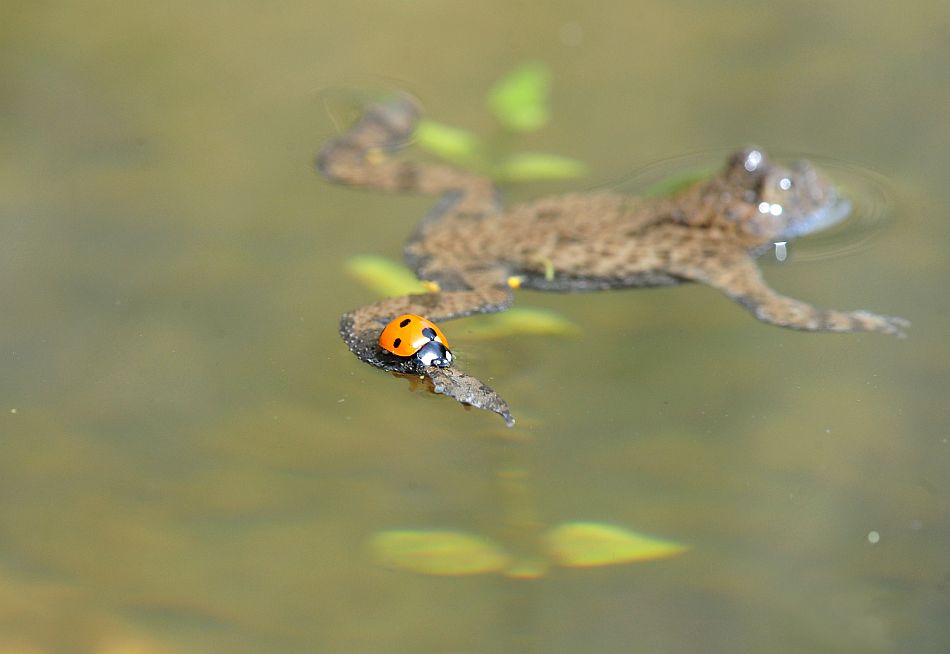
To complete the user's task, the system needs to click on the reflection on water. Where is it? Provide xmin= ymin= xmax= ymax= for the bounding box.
xmin=2 ymin=2 xmax=949 ymax=653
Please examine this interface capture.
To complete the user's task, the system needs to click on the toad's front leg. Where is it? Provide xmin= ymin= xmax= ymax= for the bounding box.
xmin=340 ymin=287 xmax=516 ymax=426
xmin=317 ymin=96 xmax=497 ymax=211
xmin=672 ymin=248 xmax=909 ymax=337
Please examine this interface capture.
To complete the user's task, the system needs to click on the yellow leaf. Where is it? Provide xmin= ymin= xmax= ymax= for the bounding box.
xmin=493 ymin=152 xmax=588 ymax=181
xmin=345 ymin=255 xmax=427 ymax=296
xmin=370 ymin=530 xmax=511 ymax=576
xmin=414 ymin=119 xmax=482 ymax=163
xmin=460 ymin=307 xmax=579 ymax=339
xmin=544 ymin=522 xmax=688 ymax=568
xmin=504 ymin=557 xmax=550 ymax=580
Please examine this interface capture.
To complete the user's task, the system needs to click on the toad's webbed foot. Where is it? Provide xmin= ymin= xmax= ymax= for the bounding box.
xmin=737 ymin=296 xmax=910 ymax=337
xmin=340 ymin=288 xmax=516 ymax=426
xmin=672 ymin=247 xmax=910 ymax=337
xmin=317 ymin=96 xmax=496 ymax=203
xmin=427 ymin=367 xmax=515 ymax=427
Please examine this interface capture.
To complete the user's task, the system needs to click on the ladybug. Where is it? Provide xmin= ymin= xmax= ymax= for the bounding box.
xmin=378 ymin=314 xmax=454 ymax=368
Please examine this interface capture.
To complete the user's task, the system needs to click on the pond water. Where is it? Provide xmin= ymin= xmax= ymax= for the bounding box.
xmin=2 ymin=2 xmax=949 ymax=653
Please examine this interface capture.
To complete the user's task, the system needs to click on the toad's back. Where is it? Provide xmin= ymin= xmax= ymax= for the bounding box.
xmin=405 ymin=147 xmax=852 ymax=293
xmin=410 ymin=191 xmax=683 ymax=290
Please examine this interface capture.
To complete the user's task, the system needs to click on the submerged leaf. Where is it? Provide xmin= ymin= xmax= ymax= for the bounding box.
xmin=370 ymin=529 xmax=511 ymax=576
xmin=460 ymin=307 xmax=580 ymax=339
xmin=544 ymin=522 xmax=688 ymax=568
xmin=487 ymin=63 xmax=552 ymax=132
xmin=504 ymin=557 xmax=550 ymax=580
xmin=414 ymin=119 xmax=483 ymax=164
xmin=345 ymin=255 xmax=427 ymax=296
xmin=493 ymin=152 xmax=588 ymax=181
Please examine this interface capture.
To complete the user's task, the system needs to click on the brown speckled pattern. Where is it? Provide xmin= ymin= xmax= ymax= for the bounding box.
xmin=319 ymin=97 xmax=909 ymax=425
xmin=427 ymin=367 xmax=514 ymax=427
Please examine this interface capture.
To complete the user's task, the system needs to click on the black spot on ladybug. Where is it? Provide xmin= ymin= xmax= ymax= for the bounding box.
xmin=421 ymin=327 xmax=437 ymax=340
xmin=393 ymin=337 xmax=402 ymax=348
xmin=399 ymin=317 xmax=411 ymax=328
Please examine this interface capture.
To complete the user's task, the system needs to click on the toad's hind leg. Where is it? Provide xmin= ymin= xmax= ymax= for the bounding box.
xmin=317 ymin=97 xmax=496 ymax=211
xmin=340 ymin=287 xmax=516 ymax=426
xmin=673 ymin=248 xmax=909 ymax=337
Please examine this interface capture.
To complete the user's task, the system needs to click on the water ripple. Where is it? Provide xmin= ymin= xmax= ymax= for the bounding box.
xmin=605 ymin=148 xmax=899 ymax=263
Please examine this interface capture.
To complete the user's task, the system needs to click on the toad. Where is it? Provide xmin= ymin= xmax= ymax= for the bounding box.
xmin=318 ymin=98 xmax=908 ymax=426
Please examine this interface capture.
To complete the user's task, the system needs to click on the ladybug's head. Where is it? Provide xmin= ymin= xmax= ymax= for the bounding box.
xmin=415 ymin=340 xmax=453 ymax=368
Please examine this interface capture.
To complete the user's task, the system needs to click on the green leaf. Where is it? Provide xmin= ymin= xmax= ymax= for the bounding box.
xmin=642 ymin=169 xmax=710 ymax=197
xmin=487 ymin=63 xmax=552 ymax=132
xmin=493 ymin=152 xmax=588 ymax=181
xmin=414 ymin=119 xmax=482 ymax=165
xmin=345 ymin=255 xmax=427 ymax=296
xmin=544 ymin=522 xmax=689 ymax=568
xmin=460 ymin=307 xmax=580 ymax=339
xmin=370 ymin=529 xmax=511 ymax=576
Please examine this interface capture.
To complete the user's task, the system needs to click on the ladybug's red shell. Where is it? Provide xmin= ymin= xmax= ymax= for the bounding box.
xmin=378 ymin=314 xmax=453 ymax=367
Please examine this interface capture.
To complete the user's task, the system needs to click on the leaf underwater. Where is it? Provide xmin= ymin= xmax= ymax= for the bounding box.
xmin=370 ymin=530 xmax=511 ymax=576
xmin=369 ymin=523 xmax=688 ymax=577
xmin=487 ymin=62 xmax=552 ymax=132
xmin=345 ymin=255 xmax=428 ymax=296
xmin=459 ymin=307 xmax=579 ymax=339
xmin=414 ymin=119 xmax=482 ymax=166
xmin=493 ymin=152 xmax=588 ymax=181
xmin=544 ymin=522 xmax=689 ymax=568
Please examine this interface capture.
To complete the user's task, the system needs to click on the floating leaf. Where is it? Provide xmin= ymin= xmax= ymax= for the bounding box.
xmin=544 ymin=522 xmax=688 ymax=568
xmin=642 ymin=169 xmax=710 ymax=197
xmin=493 ymin=152 xmax=588 ymax=181
xmin=370 ymin=529 xmax=511 ymax=576
xmin=487 ymin=63 xmax=551 ymax=132
xmin=460 ymin=307 xmax=580 ymax=339
xmin=414 ymin=119 xmax=483 ymax=165
xmin=345 ymin=255 xmax=427 ymax=296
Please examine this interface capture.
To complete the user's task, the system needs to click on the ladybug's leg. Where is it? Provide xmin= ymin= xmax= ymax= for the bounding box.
xmin=339 ymin=287 xmax=515 ymax=426
xmin=317 ymin=97 xmax=498 ymax=214
xmin=670 ymin=247 xmax=909 ymax=337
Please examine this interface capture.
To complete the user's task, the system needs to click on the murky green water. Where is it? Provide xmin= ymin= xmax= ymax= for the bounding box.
xmin=2 ymin=2 xmax=949 ymax=652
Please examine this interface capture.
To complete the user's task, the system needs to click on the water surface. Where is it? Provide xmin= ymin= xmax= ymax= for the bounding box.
xmin=2 ymin=2 xmax=949 ymax=652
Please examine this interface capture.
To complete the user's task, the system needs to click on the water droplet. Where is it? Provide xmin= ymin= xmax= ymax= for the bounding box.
xmin=774 ymin=241 xmax=788 ymax=262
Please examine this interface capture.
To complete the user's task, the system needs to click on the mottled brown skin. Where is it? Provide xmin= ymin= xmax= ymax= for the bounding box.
xmin=319 ymin=98 xmax=908 ymax=426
